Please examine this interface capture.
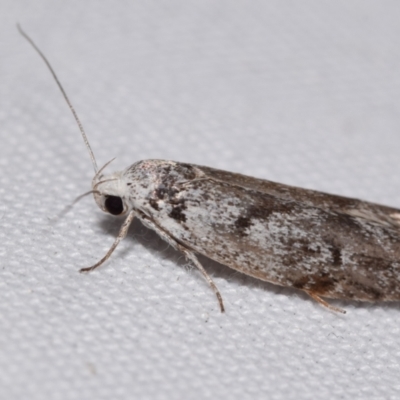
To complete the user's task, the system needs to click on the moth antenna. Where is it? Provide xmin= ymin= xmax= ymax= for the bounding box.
xmin=17 ymin=24 xmax=98 ymax=173
xmin=93 ymin=157 xmax=116 ymax=183
xmin=50 ymin=189 xmax=101 ymax=224
xmin=94 ymin=178 xmax=118 ymax=191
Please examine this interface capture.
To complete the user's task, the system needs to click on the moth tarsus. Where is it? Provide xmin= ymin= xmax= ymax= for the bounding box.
xmin=20 ymin=26 xmax=400 ymax=314
xmin=305 ymin=291 xmax=346 ymax=314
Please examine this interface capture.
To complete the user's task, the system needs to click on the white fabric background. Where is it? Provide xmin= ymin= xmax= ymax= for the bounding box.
xmin=1 ymin=1 xmax=400 ymax=399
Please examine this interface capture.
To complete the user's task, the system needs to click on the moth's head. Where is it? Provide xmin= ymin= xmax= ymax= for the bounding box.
xmin=91 ymin=170 xmax=130 ymax=216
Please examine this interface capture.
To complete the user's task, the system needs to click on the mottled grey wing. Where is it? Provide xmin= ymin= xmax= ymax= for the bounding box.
xmin=198 ymin=165 xmax=400 ymax=229
xmin=162 ymin=166 xmax=400 ymax=302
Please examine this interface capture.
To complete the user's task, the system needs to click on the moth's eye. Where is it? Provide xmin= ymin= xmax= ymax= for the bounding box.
xmin=104 ymin=195 xmax=124 ymax=215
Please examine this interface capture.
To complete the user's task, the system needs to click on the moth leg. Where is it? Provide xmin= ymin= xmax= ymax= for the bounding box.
xmin=80 ymin=210 xmax=136 ymax=273
xmin=139 ymin=214 xmax=225 ymax=313
xmin=182 ymin=250 xmax=225 ymax=313
xmin=305 ymin=290 xmax=346 ymax=314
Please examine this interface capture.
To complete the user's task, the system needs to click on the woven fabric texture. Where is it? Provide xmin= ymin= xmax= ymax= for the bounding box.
xmin=1 ymin=2 xmax=400 ymax=399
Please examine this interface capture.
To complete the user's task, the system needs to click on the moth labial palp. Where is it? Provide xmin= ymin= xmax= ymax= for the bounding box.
xmin=20 ymin=25 xmax=400 ymax=314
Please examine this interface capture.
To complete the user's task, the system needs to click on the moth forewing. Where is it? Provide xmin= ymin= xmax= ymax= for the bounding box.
xmin=128 ymin=160 xmax=400 ymax=312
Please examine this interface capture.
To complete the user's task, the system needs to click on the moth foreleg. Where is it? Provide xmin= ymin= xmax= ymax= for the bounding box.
xmin=304 ymin=290 xmax=346 ymax=314
xmin=80 ymin=210 xmax=136 ymax=273
xmin=138 ymin=214 xmax=225 ymax=313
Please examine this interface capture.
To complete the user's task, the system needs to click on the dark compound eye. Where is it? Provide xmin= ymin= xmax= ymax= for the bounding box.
xmin=104 ymin=195 xmax=124 ymax=215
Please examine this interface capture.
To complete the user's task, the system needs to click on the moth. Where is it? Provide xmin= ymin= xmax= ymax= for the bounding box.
xmin=20 ymin=25 xmax=400 ymax=313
